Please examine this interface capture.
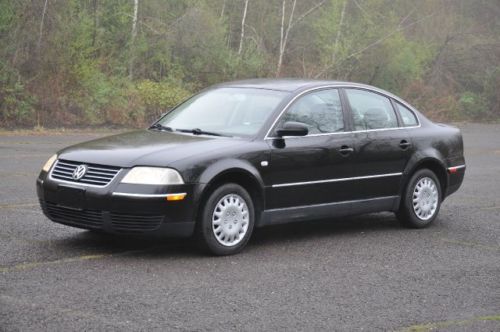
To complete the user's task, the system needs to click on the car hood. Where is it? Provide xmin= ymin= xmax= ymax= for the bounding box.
xmin=58 ymin=130 xmax=243 ymax=168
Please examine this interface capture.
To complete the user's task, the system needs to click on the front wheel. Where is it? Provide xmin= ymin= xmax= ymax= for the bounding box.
xmin=397 ymin=169 xmax=442 ymax=228
xmin=196 ymin=183 xmax=255 ymax=255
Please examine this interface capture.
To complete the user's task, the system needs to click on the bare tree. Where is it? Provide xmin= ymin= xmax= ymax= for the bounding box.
xmin=37 ymin=0 xmax=49 ymax=51
xmin=220 ymin=0 xmax=226 ymax=19
xmin=238 ymin=0 xmax=249 ymax=55
xmin=276 ymin=0 xmax=325 ymax=77
xmin=332 ymin=0 xmax=347 ymax=63
xmin=314 ymin=11 xmax=436 ymax=78
xmin=91 ymin=0 xmax=98 ymax=48
xmin=129 ymin=0 xmax=139 ymax=79
xmin=276 ymin=0 xmax=295 ymax=77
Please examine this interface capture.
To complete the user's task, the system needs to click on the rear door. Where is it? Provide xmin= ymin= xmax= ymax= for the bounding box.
xmin=265 ymin=88 xmax=357 ymax=209
xmin=343 ymin=88 xmax=413 ymax=200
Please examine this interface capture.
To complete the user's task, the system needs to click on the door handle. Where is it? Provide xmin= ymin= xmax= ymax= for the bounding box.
xmin=399 ymin=140 xmax=411 ymax=150
xmin=339 ymin=145 xmax=354 ymax=156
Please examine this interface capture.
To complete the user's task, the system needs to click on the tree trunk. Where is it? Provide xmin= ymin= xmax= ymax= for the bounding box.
xmin=238 ymin=0 xmax=249 ymax=55
xmin=129 ymin=0 xmax=139 ymax=80
xmin=276 ymin=0 xmax=286 ymax=77
xmin=91 ymin=0 xmax=98 ymax=48
xmin=37 ymin=0 xmax=49 ymax=51
xmin=276 ymin=0 xmax=324 ymax=77
xmin=276 ymin=0 xmax=296 ymax=77
xmin=332 ymin=0 xmax=347 ymax=64
xmin=220 ymin=0 xmax=226 ymax=19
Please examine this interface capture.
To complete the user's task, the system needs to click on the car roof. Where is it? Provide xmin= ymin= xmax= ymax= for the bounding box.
xmin=212 ymin=78 xmax=426 ymax=119
xmin=215 ymin=78 xmax=375 ymax=92
xmin=214 ymin=78 xmax=420 ymax=112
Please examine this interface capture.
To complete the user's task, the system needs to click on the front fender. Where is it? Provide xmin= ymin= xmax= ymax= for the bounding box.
xmin=197 ymin=158 xmax=264 ymax=186
xmin=188 ymin=158 xmax=265 ymax=221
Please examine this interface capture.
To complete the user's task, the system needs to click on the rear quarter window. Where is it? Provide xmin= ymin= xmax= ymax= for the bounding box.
xmin=395 ymin=102 xmax=419 ymax=127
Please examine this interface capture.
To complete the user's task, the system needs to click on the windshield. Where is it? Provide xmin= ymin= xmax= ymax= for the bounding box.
xmin=156 ymin=88 xmax=288 ymax=137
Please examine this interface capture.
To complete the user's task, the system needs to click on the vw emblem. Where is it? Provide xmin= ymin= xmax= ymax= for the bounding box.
xmin=72 ymin=164 xmax=88 ymax=180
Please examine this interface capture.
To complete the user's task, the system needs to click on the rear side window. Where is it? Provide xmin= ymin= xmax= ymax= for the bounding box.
xmin=395 ymin=101 xmax=418 ymax=127
xmin=278 ymin=89 xmax=344 ymax=135
xmin=345 ymin=89 xmax=398 ymax=130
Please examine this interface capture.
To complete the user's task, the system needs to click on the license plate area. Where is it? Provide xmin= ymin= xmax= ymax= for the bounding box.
xmin=57 ymin=186 xmax=85 ymax=210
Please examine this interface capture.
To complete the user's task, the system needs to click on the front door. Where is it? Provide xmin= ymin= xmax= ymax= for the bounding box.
xmin=265 ymin=88 xmax=357 ymax=209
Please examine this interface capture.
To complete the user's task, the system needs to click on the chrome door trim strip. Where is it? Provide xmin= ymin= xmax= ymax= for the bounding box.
xmin=272 ymin=172 xmax=403 ymax=188
xmin=265 ymin=125 xmax=420 ymax=140
xmin=264 ymin=84 xmax=421 ymax=140
xmin=112 ymin=192 xmax=187 ymax=198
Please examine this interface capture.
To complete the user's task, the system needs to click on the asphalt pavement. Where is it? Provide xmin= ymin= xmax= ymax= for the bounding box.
xmin=1 ymin=124 xmax=499 ymax=331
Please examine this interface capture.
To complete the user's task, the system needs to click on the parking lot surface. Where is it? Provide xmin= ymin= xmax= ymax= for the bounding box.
xmin=1 ymin=124 xmax=499 ymax=331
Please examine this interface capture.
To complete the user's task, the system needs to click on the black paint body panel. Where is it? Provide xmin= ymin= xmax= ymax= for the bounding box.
xmin=37 ymin=79 xmax=465 ymax=235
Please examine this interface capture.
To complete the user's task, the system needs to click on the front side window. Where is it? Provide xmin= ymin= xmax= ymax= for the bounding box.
xmin=277 ymin=89 xmax=344 ymax=135
xmin=158 ymin=88 xmax=288 ymax=137
xmin=395 ymin=101 xmax=418 ymax=127
xmin=345 ymin=89 xmax=398 ymax=130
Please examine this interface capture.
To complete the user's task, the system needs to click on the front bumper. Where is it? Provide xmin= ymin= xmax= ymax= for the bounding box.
xmin=36 ymin=171 xmax=198 ymax=237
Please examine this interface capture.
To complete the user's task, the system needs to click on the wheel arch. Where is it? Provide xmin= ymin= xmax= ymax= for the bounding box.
xmin=402 ymin=156 xmax=448 ymax=200
xmin=194 ymin=160 xmax=265 ymax=225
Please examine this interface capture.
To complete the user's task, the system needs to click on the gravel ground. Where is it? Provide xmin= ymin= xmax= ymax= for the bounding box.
xmin=0 ymin=124 xmax=499 ymax=331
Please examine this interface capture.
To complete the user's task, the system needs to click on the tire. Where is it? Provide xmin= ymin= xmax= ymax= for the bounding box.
xmin=196 ymin=183 xmax=255 ymax=256
xmin=397 ymin=169 xmax=442 ymax=228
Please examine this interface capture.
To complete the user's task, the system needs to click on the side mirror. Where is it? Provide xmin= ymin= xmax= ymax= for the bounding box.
xmin=276 ymin=121 xmax=308 ymax=137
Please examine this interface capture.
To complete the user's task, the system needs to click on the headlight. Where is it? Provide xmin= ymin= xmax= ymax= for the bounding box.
xmin=121 ymin=167 xmax=184 ymax=185
xmin=42 ymin=154 xmax=57 ymax=172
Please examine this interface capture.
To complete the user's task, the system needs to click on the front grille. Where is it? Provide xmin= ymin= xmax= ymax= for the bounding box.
xmin=51 ymin=159 xmax=121 ymax=186
xmin=42 ymin=201 xmax=103 ymax=229
xmin=110 ymin=213 xmax=164 ymax=233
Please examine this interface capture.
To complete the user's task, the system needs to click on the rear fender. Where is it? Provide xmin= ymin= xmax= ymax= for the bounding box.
xmin=399 ymin=148 xmax=448 ymax=202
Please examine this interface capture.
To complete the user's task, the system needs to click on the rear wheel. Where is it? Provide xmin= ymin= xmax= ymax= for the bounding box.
xmin=397 ymin=169 xmax=442 ymax=228
xmin=196 ymin=183 xmax=255 ymax=255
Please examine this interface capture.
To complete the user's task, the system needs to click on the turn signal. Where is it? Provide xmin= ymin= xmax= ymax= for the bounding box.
xmin=166 ymin=193 xmax=186 ymax=201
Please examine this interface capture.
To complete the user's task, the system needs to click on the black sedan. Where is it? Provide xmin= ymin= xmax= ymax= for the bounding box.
xmin=37 ymin=79 xmax=466 ymax=255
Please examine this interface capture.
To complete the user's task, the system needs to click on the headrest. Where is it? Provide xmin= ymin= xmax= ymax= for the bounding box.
xmin=363 ymin=108 xmax=387 ymax=129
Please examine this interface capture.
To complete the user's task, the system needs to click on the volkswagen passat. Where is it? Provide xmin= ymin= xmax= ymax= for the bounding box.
xmin=37 ymin=79 xmax=465 ymax=255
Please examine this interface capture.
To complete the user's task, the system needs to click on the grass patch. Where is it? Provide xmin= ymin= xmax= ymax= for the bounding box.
xmin=0 ymin=127 xmax=131 ymax=136
xmin=400 ymin=314 xmax=500 ymax=332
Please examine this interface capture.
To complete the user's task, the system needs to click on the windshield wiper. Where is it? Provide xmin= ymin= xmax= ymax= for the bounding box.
xmin=149 ymin=123 xmax=173 ymax=132
xmin=175 ymin=128 xmax=231 ymax=137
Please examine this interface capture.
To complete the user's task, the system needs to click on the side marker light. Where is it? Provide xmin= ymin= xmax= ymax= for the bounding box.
xmin=166 ymin=193 xmax=186 ymax=201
